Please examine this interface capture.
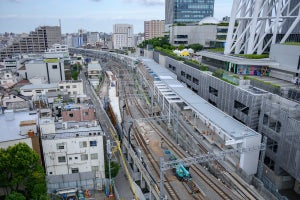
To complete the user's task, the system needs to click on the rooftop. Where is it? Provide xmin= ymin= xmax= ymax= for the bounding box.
xmin=141 ymin=58 xmax=259 ymax=140
xmin=0 ymin=110 xmax=38 ymax=142
xmin=20 ymin=83 xmax=58 ymax=90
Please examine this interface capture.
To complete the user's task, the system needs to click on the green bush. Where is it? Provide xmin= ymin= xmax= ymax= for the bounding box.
xmin=237 ymin=54 xmax=269 ymax=59
xmin=212 ymin=69 xmax=224 ymax=78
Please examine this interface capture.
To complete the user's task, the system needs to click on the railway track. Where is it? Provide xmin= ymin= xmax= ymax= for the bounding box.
xmin=110 ymin=62 xmax=261 ymax=200
xmin=119 ymin=71 xmax=181 ymax=200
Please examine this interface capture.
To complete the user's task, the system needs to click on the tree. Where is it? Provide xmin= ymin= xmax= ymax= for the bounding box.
xmin=5 ymin=192 xmax=26 ymax=200
xmin=105 ymin=161 xmax=120 ymax=178
xmin=188 ymin=43 xmax=203 ymax=52
xmin=0 ymin=143 xmax=46 ymax=199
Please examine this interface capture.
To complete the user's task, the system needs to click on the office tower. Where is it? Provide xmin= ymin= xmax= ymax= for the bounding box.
xmin=144 ymin=20 xmax=165 ymax=40
xmin=0 ymin=26 xmax=62 ymax=59
xmin=165 ymin=0 xmax=215 ymax=26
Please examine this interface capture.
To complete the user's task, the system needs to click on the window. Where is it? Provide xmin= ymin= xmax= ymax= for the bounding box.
xmin=71 ymin=168 xmax=79 ymax=173
xmin=91 ymin=153 xmax=98 ymax=160
xmin=181 ymin=71 xmax=185 ymax=76
xmin=209 ymin=86 xmax=218 ymax=97
xmin=72 ymin=85 xmax=77 ymax=88
xmin=49 ymin=172 xmax=53 ymax=175
xmin=80 ymin=141 xmax=87 ymax=148
xmin=186 ymin=74 xmax=191 ymax=80
xmin=234 ymin=100 xmax=249 ymax=115
xmin=90 ymin=141 xmax=97 ymax=147
xmin=81 ymin=154 xmax=88 ymax=161
xmin=52 ymin=65 xmax=58 ymax=69
xmin=60 ymin=86 xmax=64 ymax=89
xmin=58 ymin=156 xmax=66 ymax=163
xmin=192 ymin=77 xmax=199 ymax=85
xmin=263 ymin=114 xmax=269 ymax=125
xmin=69 ymin=113 xmax=74 ymax=118
xmin=56 ymin=143 xmax=65 ymax=150
xmin=75 ymin=157 xmax=78 ymax=160
xmin=66 ymin=85 xmax=70 ymax=89
xmin=267 ymin=138 xmax=278 ymax=153
xmin=69 ymin=157 xmax=72 ymax=160
xmin=91 ymin=166 xmax=99 ymax=172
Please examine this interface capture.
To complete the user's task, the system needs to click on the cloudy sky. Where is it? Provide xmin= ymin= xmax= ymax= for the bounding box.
xmin=0 ymin=0 xmax=233 ymax=34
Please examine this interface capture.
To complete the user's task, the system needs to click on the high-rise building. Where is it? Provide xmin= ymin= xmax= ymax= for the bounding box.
xmin=0 ymin=26 xmax=61 ymax=59
xmin=112 ymin=24 xmax=134 ymax=50
xmin=165 ymin=0 xmax=215 ymax=27
xmin=144 ymin=20 xmax=165 ymax=40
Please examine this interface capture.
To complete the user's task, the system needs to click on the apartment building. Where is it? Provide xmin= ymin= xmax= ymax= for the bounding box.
xmin=0 ymin=26 xmax=61 ymax=59
xmin=40 ymin=118 xmax=105 ymax=177
xmin=144 ymin=20 xmax=165 ymax=40
xmin=87 ymin=62 xmax=102 ymax=87
xmin=113 ymin=24 xmax=134 ymax=49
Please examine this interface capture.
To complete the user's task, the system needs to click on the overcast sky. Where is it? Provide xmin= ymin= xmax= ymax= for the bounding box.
xmin=0 ymin=0 xmax=233 ymax=34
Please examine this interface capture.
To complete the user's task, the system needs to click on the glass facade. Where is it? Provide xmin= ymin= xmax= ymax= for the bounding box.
xmin=166 ymin=0 xmax=215 ymax=25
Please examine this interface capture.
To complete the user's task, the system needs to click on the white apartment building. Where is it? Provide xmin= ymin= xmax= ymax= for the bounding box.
xmin=113 ymin=24 xmax=134 ymax=49
xmin=58 ymin=80 xmax=84 ymax=96
xmin=40 ymin=119 xmax=105 ymax=177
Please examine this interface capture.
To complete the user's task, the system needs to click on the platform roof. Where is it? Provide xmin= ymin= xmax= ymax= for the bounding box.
xmin=141 ymin=58 xmax=259 ymax=140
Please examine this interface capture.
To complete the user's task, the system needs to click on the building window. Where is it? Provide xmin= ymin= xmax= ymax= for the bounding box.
xmin=56 ymin=143 xmax=65 ymax=150
xmin=66 ymin=85 xmax=70 ymax=89
xmin=267 ymin=138 xmax=278 ymax=153
xmin=71 ymin=168 xmax=79 ymax=173
xmin=181 ymin=71 xmax=185 ymax=76
xmin=49 ymin=172 xmax=53 ymax=175
xmin=75 ymin=157 xmax=78 ymax=160
xmin=80 ymin=141 xmax=87 ymax=148
xmin=186 ymin=74 xmax=191 ymax=80
xmin=263 ymin=114 xmax=269 ymax=125
xmin=52 ymin=65 xmax=58 ymax=69
xmin=91 ymin=153 xmax=98 ymax=160
xmin=58 ymin=156 xmax=66 ymax=163
xmin=209 ymin=86 xmax=218 ymax=97
xmin=60 ymin=86 xmax=64 ymax=89
xmin=69 ymin=113 xmax=74 ymax=118
xmin=81 ymin=154 xmax=88 ymax=161
xmin=84 ymin=112 xmax=89 ymax=116
xmin=234 ymin=100 xmax=249 ymax=115
xmin=91 ymin=166 xmax=99 ymax=172
xmin=193 ymin=77 xmax=199 ymax=85
xmin=69 ymin=157 xmax=72 ymax=160
xmin=90 ymin=141 xmax=97 ymax=147
xmin=72 ymin=85 xmax=77 ymax=88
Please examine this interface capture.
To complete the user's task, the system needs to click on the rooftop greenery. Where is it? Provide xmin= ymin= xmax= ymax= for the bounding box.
xmin=283 ymin=42 xmax=300 ymax=46
xmin=236 ymin=54 xmax=269 ymax=59
xmin=44 ymin=58 xmax=59 ymax=63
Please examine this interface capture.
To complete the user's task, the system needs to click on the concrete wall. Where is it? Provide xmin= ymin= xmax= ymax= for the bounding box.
xmin=270 ymin=44 xmax=300 ymax=74
xmin=169 ymin=25 xmax=217 ymax=47
xmin=26 ymin=61 xmax=65 ymax=83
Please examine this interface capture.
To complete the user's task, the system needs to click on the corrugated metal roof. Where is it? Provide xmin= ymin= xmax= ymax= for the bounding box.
xmin=141 ymin=58 xmax=259 ymax=140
